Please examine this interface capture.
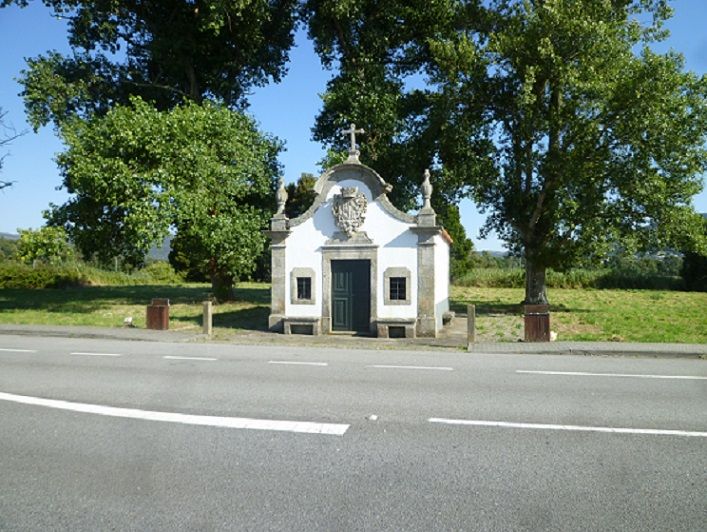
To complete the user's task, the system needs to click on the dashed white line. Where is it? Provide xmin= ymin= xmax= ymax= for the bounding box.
xmin=516 ymin=370 xmax=707 ymax=380
xmin=163 ymin=355 xmax=217 ymax=361
xmin=428 ymin=418 xmax=707 ymax=438
xmin=71 ymin=352 xmax=122 ymax=357
xmin=0 ymin=348 xmax=37 ymax=353
xmin=367 ymin=364 xmax=453 ymax=371
xmin=268 ymin=360 xmax=328 ymax=366
xmin=0 ymin=391 xmax=349 ymax=436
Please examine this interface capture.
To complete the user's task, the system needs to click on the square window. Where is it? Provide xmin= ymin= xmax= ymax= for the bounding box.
xmin=296 ymin=277 xmax=311 ymax=300
xmin=389 ymin=277 xmax=406 ymax=301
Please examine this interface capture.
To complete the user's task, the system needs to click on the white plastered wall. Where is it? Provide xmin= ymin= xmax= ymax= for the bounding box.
xmin=434 ymin=233 xmax=451 ymax=330
xmin=284 ymin=177 xmax=418 ymax=320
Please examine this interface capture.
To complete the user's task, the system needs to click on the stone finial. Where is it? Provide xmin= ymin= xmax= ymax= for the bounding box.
xmin=342 ymin=123 xmax=365 ymax=162
xmin=421 ymin=169 xmax=433 ymax=210
xmin=275 ymin=176 xmax=288 ymax=217
xmin=417 ymin=169 xmax=436 ymax=227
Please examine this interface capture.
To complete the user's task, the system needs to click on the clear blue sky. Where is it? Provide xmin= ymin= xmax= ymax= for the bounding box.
xmin=1 ymin=1 xmax=706 ymax=251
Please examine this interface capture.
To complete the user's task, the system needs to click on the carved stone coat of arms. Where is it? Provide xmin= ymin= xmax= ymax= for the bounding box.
xmin=332 ymin=187 xmax=367 ymax=237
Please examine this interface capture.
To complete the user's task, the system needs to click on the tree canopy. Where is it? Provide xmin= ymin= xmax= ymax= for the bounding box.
xmin=433 ymin=0 xmax=706 ymax=302
xmin=307 ymin=0 xmax=707 ymax=302
xmin=48 ymin=98 xmax=281 ymax=299
xmin=303 ymin=0 xmax=483 ymax=276
xmin=6 ymin=0 xmax=297 ymax=130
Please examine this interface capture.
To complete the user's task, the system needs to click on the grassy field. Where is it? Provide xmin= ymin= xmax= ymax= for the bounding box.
xmin=0 ymin=282 xmax=705 ymax=343
xmin=451 ymin=286 xmax=707 ymax=344
xmin=0 ymin=283 xmax=270 ymax=332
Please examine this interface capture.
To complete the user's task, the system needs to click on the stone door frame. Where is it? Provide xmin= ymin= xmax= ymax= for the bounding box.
xmin=321 ymin=244 xmax=378 ymax=335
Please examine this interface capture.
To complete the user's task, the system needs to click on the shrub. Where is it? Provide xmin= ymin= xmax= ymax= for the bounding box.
xmin=137 ymin=261 xmax=184 ymax=284
xmin=0 ymin=260 xmax=183 ymax=289
xmin=0 ymin=262 xmax=85 ymax=289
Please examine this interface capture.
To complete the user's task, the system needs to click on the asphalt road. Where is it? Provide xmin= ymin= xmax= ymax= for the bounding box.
xmin=1 ymin=335 xmax=705 ymax=531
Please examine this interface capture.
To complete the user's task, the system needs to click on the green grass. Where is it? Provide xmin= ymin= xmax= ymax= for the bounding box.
xmin=0 ymin=283 xmax=270 ymax=332
xmin=0 ymin=282 xmax=705 ymax=343
xmin=452 ymin=286 xmax=707 ymax=344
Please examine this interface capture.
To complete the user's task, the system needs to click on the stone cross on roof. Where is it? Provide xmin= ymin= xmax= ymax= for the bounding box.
xmin=342 ymin=123 xmax=365 ymax=161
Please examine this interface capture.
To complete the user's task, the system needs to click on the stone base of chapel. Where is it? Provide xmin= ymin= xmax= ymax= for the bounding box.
xmin=273 ymin=316 xmax=438 ymax=339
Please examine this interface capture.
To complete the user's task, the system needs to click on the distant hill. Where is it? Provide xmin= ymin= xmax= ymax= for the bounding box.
xmin=0 ymin=232 xmax=19 ymax=241
xmin=147 ymin=235 xmax=173 ymax=261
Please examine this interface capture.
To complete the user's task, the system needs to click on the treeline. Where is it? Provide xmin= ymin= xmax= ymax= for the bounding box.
xmin=2 ymin=230 xmax=705 ymax=291
xmin=458 ymin=252 xmax=706 ymax=291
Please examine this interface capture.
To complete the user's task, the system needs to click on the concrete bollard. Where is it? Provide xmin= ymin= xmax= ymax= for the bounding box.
xmin=203 ymin=300 xmax=213 ymax=335
xmin=467 ymin=304 xmax=476 ymax=351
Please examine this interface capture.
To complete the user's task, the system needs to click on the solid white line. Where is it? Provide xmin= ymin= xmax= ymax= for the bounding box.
xmin=0 ymin=348 xmax=37 ymax=353
xmin=428 ymin=418 xmax=707 ymax=438
xmin=516 ymin=370 xmax=707 ymax=380
xmin=0 ymin=391 xmax=349 ymax=436
xmin=163 ymin=355 xmax=217 ymax=361
xmin=367 ymin=364 xmax=453 ymax=371
xmin=71 ymin=352 xmax=122 ymax=357
xmin=268 ymin=360 xmax=328 ymax=366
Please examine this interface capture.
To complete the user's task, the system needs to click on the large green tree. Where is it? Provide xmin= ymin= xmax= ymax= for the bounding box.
xmin=4 ymin=0 xmax=297 ymax=130
xmin=303 ymin=0 xmax=486 ymax=277
xmin=430 ymin=0 xmax=707 ymax=303
xmin=306 ymin=0 xmax=707 ymax=303
xmin=49 ymin=98 xmax=281 ymax=299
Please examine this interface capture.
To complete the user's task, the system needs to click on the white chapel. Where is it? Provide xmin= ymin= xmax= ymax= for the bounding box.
xmin=267 ymin=125 xmax=452 ymax=338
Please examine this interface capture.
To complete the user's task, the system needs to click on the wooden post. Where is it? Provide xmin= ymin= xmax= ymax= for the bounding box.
xmin=203 ymin=300 xmax=213 ymax=335
xmin=467 ymin=304 xmax=476 ymax=350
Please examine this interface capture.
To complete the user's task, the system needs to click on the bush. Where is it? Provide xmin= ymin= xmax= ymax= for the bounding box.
xmin=0 ymin=260 xmax=183 ymax=289
xmin=0 ymin=262 xmax=85 ymax=289
xmin=137 ymin=261 xmax=184 ymax=284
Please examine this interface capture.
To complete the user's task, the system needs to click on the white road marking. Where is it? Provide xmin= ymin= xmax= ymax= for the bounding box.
xmin=268 ymin=360 xmax=328 ymax=366
xmin=71 ymin=352 xmax=122 ymax=357
xmin=367 ymin=365 xmax=453 ymax=371
xmin=0 ymin=348 xmax=37 ymax=353
xmin=163 ymin=355 xmax=217 ymax=361
xmin=429 ymin=418 xmax=707 ymax=438
xmin=0 ymin=391 xmax=349 ymax=436
xmin=516 ymin=370 xmax=707 ymax=380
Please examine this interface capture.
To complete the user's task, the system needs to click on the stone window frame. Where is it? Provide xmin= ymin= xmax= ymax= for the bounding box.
xmin=384 ymin=267 xmax=411 ymax=305
xmin=290 ymin=267 xmax=316 ymax=305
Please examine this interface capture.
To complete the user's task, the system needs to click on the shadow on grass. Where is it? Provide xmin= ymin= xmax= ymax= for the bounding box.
xmin=170 ymin=306 xmax=270 ymax=332
xmin=0 ymin=283 xmax=270 ymax=317
xmin=214 ymin=306 xmax=269 ymax=331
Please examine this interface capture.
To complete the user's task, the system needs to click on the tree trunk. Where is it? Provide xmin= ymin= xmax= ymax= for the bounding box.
xmin=210 ymin=264 xmax=235 ymax=302
xmin=524 ymin=259 xmax=548 ymax=304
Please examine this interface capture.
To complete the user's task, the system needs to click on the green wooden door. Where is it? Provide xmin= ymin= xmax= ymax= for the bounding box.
xmin=331 ymin=260 xmax=370 ymax=333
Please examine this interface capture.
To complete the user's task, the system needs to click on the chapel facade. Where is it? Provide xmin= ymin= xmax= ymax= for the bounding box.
xmin=267 ymin=126 xmax=452 ymax=338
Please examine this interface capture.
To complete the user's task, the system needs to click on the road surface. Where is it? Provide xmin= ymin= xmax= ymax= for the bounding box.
xmin=1 ymin=335 xmax=705 ymax=531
